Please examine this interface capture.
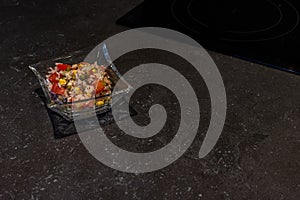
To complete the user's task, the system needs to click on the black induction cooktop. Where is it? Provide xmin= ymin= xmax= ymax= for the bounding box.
xmin=117 ymin=0 xmax=300 ymax=74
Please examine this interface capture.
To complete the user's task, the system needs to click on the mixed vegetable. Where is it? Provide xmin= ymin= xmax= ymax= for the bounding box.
xmin=46 ymin=62 xmax=112 ymax=108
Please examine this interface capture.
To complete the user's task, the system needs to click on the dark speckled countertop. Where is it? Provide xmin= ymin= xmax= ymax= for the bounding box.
xmin=1 ymin=0 xmax=300 ymax=199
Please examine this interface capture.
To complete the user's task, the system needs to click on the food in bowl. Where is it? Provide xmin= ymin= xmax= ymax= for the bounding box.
xmin=46 ymin=62 xmax=112 ymax=108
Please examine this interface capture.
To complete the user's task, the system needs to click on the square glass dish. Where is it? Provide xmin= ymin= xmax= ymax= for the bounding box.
xmin=29 ymin=44 xmax=132 ymax=121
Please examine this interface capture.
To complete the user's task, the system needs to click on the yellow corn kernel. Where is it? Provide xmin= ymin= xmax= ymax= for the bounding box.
xmin=74 ymin=87 xmax=81 ymax=94
xmin=86 ymin=93 xmax=92 ymax=98
xmin=96 ymin=100 xmax=104 ymax=106
xmin=59 ymin=79 xmax=67 ymax=86
xmin=78 ymin=62 xmax=86 ymax=68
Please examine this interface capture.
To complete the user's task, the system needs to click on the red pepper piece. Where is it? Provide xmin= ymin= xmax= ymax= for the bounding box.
xmin=96 ymin=81 xmax=104 ymax=94
xmin=48 ymin=73 xmax=59 ymax=83
xmin=51 ymin=83 xmax=65 ymax=95
xmin=57 ymin=64 xmax=71 ymax=71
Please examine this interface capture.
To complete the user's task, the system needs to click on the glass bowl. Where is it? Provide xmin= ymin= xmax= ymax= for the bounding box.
xmin=29 ymin=44 xmax=132 ymax=121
